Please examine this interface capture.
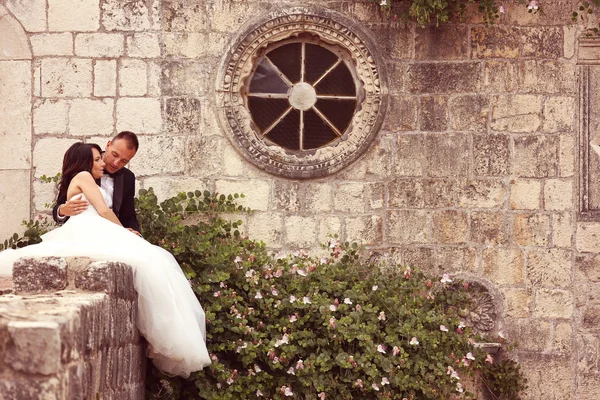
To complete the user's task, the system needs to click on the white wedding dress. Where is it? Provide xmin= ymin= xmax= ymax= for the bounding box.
xmin=0 ymin=188 xmax=211 ymax=377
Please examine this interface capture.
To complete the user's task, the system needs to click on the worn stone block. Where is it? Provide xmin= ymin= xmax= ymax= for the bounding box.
xmin=526 ymin=248 xmax=572 ymax=287
xmin=419 ymin=96 xmax=447 ymax=131
xmin=415 ymin=25 xmax=468 ymax=60
xmin=505 ymin=318 xmax=552 ymax=352
xmin=389 ymin=179 xmax=423 ymax=208
xmin=482 ymin=248 xmax=524 ymax=285
xmin=435 ymin=246 xmax=477 ymax=273
xmin=491 ymin=94 xmax=542 ymax=132
xmin=543 ymin=96 xmax=575 ymax=133
xmin=578 ymin=374 xmax=600 ymax=400
xmin=510 ymin=179 xmax=541 ymax=210
xmin=483 ymin=61 xmax=516 ymax=93
xmin=33 ymin=179 xmax=58 ymax=213
xmin=186 ymin=136 xmax=226 ymax=177
xmin=162 ymin=0 xmax=207 ymax=31
xmin=519 ymin=356 xmax=572 ymax=400
xmin=518 ymin=60 xmax=576 ymax=94
xmin=334 ymin=136 xmax=393 ymax=180
xmin=119 ymin=59 xmax=147 ymax=96
xmin=0 ymin=170 xmax=31 ymax=239
xmin=576 ymin=334 xmax=599 ymax=374
xmin=534 ymin=288 xmax=573 ymax=318
xmin=163 ymin=32 xmax=206 ymax=58
xmin=424 ymin=179 xmax=460 ymax=208
xmin=513 ymin=135 xmax=559 ymax=178
xmin=559 ymin=133 xmax=575 ymax=177
xmin=514 ymin=213 xmax=550 ymax=247
xmin=116 ymin=97 xmax=162 ymax=134
xmin=285 ymin=215 xmax=317 ymax=248
xmin=383 ymin=95 xmax=417 ymax=131
xmin=407 ymin=62 xmax=481 ymax=93
xmin=49 ymin=0 xmax=99 ymax=31
xmin=101 ymin=0 xmax=153 ymax=31
xmin=69 ymin=98 xmax=114 ymax=136
xmin=544 ymin=179 xmax=573 ymax=211
xmin=471 ymin=211 xmax=509 ymax=246
xmin=75 ymin=261 xmax=136 ymax=300
xmin=458 ymin=179 xmax=506 ymax=209
xmin=34 ymin=98 xmax=69 ymax=135
xmin=502 ymin=288 xmax=532 ymax=318
xmin=387 ymin=62 xmax=408 ymax=94
xmin=582 ymin=305 xmax=600 ymax=332
xmin=432 ymin=210 xmax=468 ymax=244
xmin=368 ymin=24 xmax=412 ymax=60
xmin=0 ymin=15 xmax=30 ymax=60
xmin=345 ymin=215 xmax=383 ymax=245
xmin=387 ymin=210 xmax=430 ymax=244
xmin=128 ymin=135 xmax=184 ymax=176
xmin=395 ymin=134 xmax=427 ymax=176
xmin=206 ymin=0 xmax=257 ymax=33
xmin=41 ymin=58 xmax=92 ymax=98
xmin=273 ymin=180 xmax=299 ymax=213
xmin=247 ymin=212 xmax=283 ymax=247
xmin=576 ymin=254 xmax=600 ymax=283
xmin=126 ymin=33 xmax=161 ymax=58
xmin=398 ymin=247 xmax=435 ymax=270
xmin=552 ymin=212 xmax=573 ymax=248
xmin=471 ymin=26 xmax=520 ymax=58
xmin=161 ymin=61 xmax=207 ymax=96
xmin=165 ymin=98 xmax=201 ymax=135
xmin=449 ymin=95 xmax=488 ymax=132
xmin=5 ymin=0 xmax=46 ymax=32
xmin=301 ymin=182 xmax=333 ymax=213
xmin=366 ymin=182 xmax=385 ymax=210
xmin=553 ymin=322 xmax=572 ymax=354
xmin=521 ymin=27 xmax=564 ymax=58
xmin=147 ymin=61 xmax=161 ymax=96
xmin=473 ymin=134 xmax=510 ymax=176
xmin=333 ymin=183 xmax=365 ymax=213
xmin=75 ymin=33 xmax=124 ymax=57
xmin=13 ymin=257 xmax=67 ymax=294
xmin=31 ymin=33 xmax=73 ymax=56
xmin=319 ymin=216 xmax=342 ymax=242
xmin=94 ymin=59 xmax=117 ymax=97
xmin=222 ymin=144 xmax=246 ymax=177
xmin=426 ymin=133 xmax=470 ymax=177
xmin=215 ymin=179 xmax=270 ymax=211
xmin=577 ymin=223 xmax=600 ymax=253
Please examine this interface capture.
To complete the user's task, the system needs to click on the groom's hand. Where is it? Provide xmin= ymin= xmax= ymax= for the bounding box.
xmin=126 ymin=228 xmax=143 ymax=238
xmin=58 ymin=195 xmax=89 ymax=217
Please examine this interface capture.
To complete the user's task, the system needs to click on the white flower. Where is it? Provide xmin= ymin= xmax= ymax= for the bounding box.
xmin=289 ymin=315 xmax=298 ymax=323
xmin=466 ymin=352 xmax=475 ymax=361
xmin=527 ymin=0 xmax=538 ymax=10
xmin=378 ymin=311 xmax=386 ymax=321
xmin=289 ymin=295 xmax=297 ymax=303
xmin=329 ymin=239 xmax=339 ymax=249
xmin=499 ymin=5 xmax=505 ymax=13
xmin=441 ymin=274 xmax=452 ymax=283
xmin=254 ymin=364 xmax=262 ymax=372
xmin=287 ymin=367 xmax=295 ymax=375
xmin=274 ymin=333 xmax=290 ymax=347
xmin=318 ymin=393 xmax=326 ymax=400
xmin=380 ymin=0 xmax=387 ymax=6
xmin=330 ymin=304 xmax=338 ymax=311
xmin=320 ymin=257 xmax=329 ymax=264
xmin=410 ymin=337 xmax=419 ymax=346
xmin=271 ymin=288 xmax=278 ymax=296
xmin=381 ymin=377 xmax=390 ymax=386
xmin=456 ymin=382 xmax=464 ymax=393
xmin=255 ymin=291 xmax=263 ymax=299
xmin=372 ymin=383 xmax=380 ymax=391
xmin=458 ymin=321 xmax=466 ymax=329
xmin=245 ymin=269 xmax=255 ymax=278
xmin=297 ymin=269 xmax=307 ymax=277
xmin=344 ymin=298 xmax=352 ymax=305
xmin=296 ymin=359 xmax=305 ymax=369
xmin=440 ymin=325 xmax=448 ymax=332
xmin=372 ymin=285 xmax=378 ymax=291
xmin=447 ymin=366 xmax=460 ymax=380
xmin=283 ymin=386 xmax=294 ymax=396
xmin=234 ymin=256 xmax=242 ymax=263
xmin=392 ymin=346 xmax=400 ymax=356
xmin=213 ymin=291 xmax=221 ymax=297
xmin=377 ymin=344 xmax=386 ymax=354
xmin=256 ymin=389 xmax=264 ymax=396
xmin=303 ymin=296 xmax=311 ymax=304
xmin=498 ymin=331 xmax=506 ymax=339
xmin=353 ymin=379 xmax=364 ymax=388
xmin=485 ymin=354 xmax=494 ymax=364
xmin=219 ymin=281 xmax=226 ymax=288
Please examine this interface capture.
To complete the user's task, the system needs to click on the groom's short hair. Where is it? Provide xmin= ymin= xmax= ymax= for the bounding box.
xmin=113 ymin=131 xmax=139 ymax=151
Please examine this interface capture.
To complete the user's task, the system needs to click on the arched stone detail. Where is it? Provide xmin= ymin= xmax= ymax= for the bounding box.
xmin=455 ymin=275 xmax=504 ymax=337
xmin=0 ymin=4 xmax=33 ymax=239
xmin=216 ymin=8 xmax=387 ymax=179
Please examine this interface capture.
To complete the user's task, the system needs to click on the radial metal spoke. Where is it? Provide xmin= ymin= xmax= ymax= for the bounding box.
xmin=300 ymin=42 xmax=306 ymax=83
xmin=262 ymin=106 xmax=293 ymax=136
xmin=247 ymin=93 xmax=289 ymax=99
xmin=312 ymin=59 xmax=342 ymax=87
xmin=265 ymin=57 xmax=294 ymax=87
xmin=312 ymin=106 xmax=342 ymax=137
xmin=299 ymin=110 xmax=304 ymax=150
xmin=316 ymin=95 xmax=357 ymax=100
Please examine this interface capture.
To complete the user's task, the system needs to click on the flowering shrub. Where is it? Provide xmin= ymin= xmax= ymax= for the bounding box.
xmin=137 ymin=189 xmax=527 ymax=400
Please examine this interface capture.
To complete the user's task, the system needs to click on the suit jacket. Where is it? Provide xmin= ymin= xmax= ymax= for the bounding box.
xmin=52 ymin=168 xmax=140 ymax=232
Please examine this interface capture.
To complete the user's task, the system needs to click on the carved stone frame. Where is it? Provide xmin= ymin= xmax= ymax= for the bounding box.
xmin=216 ymin=8 xmax=388 ymax=179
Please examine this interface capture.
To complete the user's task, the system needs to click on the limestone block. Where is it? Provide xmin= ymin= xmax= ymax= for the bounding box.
xmin=215 ymin=179 xmax=270 ymax=211
xmin=450 ymin=95 xmax=489 ymax=132
xmin=13 ymin=256 xmax=67 ymax=293
xmin=389 ymin=179 xmax=424 ymax=208
xmin=92 ymin=60 xmax=116 ymax=97
xmin=126 ymin=33 xmax=161 ymax=58
xmin=543 ymin=96 xmax=575 ymax=133
xmin=426 ymin=133 xmax=470 ymax=177
xmin=140 ymin=176 xmax=208 ymax=202
xmin=491 ymin=94 xmax=542 ymax=132
xmin=458 ymin=179 xmax=505 ymax=209
xmin=75 ymin=261 xmax=136 ymax=300
xmin=163 ymin=32 xmax=206 ymax=58
xmin=576 ymin=334 xmax=599 ymax=374
xmin=502 ymin=288 xmax=532 ymax=318
xmin=273 ymin=180 xmax=299 ymax=213
xmin=419 ymin=96 xmax=447 ymax=131
xmin=552 ymin=212 xmax=573 ymax=248
xmin=473 ymin=134 xmax=510 ymax=176
xmin=101 ymin=0 xmax=152 ymax=31
xmin=333 ymin=182 xmax=364 ymax=212
xmin=514 ymin=213 xmax=550 ymax=247
xmin=222 ymin=145 xmax=246 ymax=177
xmin=33 ymin=179 xmax=58 ymax=212
xmin=75 ymin=33 xmax=124 ymax=57
xmin=0 ymin=14 xmax=31 ymax=59
xmin=553 ymin=322 xmax=572 ymax=354
xmin=345 ymin=215 xmax=383 ymax=245
xmin=0 ymin=170 xmax=30 ymax=238
xmin=544 ymin=179 xmax=573 ymax=211
xmin=395 ymin=134 xmax=426 ymax=176
xmin=517 ymin=60 xmax=576 ymax=94
xmin=415 ymin=25 xmax=468 ymax=60
xmin=398 ymin=247 xmax=435 ymax=270
xmin=161 ymin=61 xmax=207 ymax=96
xmin=576 ymin=254 xmax=600 ymax=283
xmin=33 ymin=100 xmax=69 ymax=136
xmin=147 ymin=61 xmax=161 ymax=96
xmin=504 ymin=318 xmax=551 ymax=352
xmin=534 ymin=288 xmax=573 ymax=318
xmin=0 ymin=61 xmax=31 ymax=169
xmin=382 ymin=95 xmax=417 ymax=131
xmin=33 ymin=61 xmax=41 ymax=96
xmin=482 ymin=248 xmax=524 ymax=285
xmin=521 ymin=27 xmax=564 ymax=58
xmin=576 ymin=223 xmax=600 ymax=253
xmin=510 ymin=179 xmax=541 ymax=210
xmin=435 ymin=246 xmax=477 ymax=273
xmin=247 ymin=212 xmax=283 ymax=247
xmin=564 ymin=26 xmax=577 ymax=59
xmin=41 ymin=58 xmax=92 ymax=98
xmin=31 ymin=33 xmax=73 ymax=56
xmin=513 ymin=135 xmax=559 ymax=178
xmin=407 ymin=62 xmax=481 ymax=93
xmin=559 ymin=133 xmax=575 ymax=177
xmin=300 ymin=182 xmax=333 ymax=212
xmin=387 ymin=210 xmax=430 ymax=244
xmin=578 ymin=374 xmax=600 ymax=400
xmin=116 ymin=97 xmax=162 ymax=133
xmin=336 ymin=136 xmax=393 ymax=180
xmin=285 ymin=215 xmax=317 ymax=248
xmin=526 ymin=248 xmax=572 ymax=287
xmin=366 ymin=182 xmax=385 ymax=210
xmin=519 ymin=356 xmax=572 ymax=400
xmin=186 ymin=135 xmax=226 ymax=177
xmin=5 ymin=321 xmax=61 ymax=375
xmin=582 ymin=305 xmax=600 ymax=332
xmin=423 ymin=179 xmax=458 ymax=208
xmin=165 ymin=97 xmax=201 ymax=135
xmin=432 ymin=210 xmax=468 ymax=244
xmin=365 ymin=24 xmax=412 ymax=60
xmin=49 ymin=0 xmax=99 ymax=31
xmin=119 ymin=59 xmax=147 ymax=96
xmin=483 ymin=61 xmax=516 ymax=93
xmin=471 ymin=26 xmax=520 ymax=58
xmin=6 ymin=0 xmax=46 ymax=32
xmin=161 ymin=0 xmax=207 ymax=31
xmin=69 ymin=98 xmax=114 ymax=136
xmin=471 ymin=211 xmax=509 ymax=246
xmin=33 ymin=137 xmax=78 ymax=178
xmin=206 ymin=0 xmax=255 ymax=33
xmin=128 ymin=135 xmax=184 ymax=176
xmin=387 ymin=62 xmax=408 ymax=94
xmin=319 ymin=216 xmax=342 ymax=242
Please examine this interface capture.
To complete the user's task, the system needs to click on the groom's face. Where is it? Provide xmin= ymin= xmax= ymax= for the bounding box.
xmin=103 ymin=139 xmax=137 ymax=174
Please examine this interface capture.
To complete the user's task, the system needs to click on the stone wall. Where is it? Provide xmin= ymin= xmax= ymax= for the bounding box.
xmin=0 ymin=257 xmax=145 ymax=399
xmin=0 ymin=0 xmax=599 ymax=398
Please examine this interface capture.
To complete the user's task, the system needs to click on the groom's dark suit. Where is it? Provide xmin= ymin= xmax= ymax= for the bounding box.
xmin=52 ymin=167 xmax=140 ymax=232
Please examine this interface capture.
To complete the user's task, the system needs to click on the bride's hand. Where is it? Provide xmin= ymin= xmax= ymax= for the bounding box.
xmin=59 ymin=195 xmax=89 ymax=217
xmin=126 ymin=228 xmax=143 ymax=238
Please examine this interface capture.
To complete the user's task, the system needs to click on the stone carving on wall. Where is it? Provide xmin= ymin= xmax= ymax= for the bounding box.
xmin=217 ymin=9 xmax=387 ymax=179
xmin=461 ymin=281 xmax=498 ymax=334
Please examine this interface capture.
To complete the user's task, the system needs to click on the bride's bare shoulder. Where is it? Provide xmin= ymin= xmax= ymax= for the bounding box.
xmin=72 ymin=171 xmax=94 ymax=181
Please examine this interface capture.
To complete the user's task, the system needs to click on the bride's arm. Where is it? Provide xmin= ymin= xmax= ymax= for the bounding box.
xmin=71 ymin=172 xmax=123 ymax=226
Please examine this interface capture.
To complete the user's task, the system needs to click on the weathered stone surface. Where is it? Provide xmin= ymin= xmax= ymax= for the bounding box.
xmin=578 ymin=374 xmax=600 ymax=400
xmin=116 ymin=97 xmax=162 ymax=134
xmin=520 ymin=356 xmax=572 ymax=400
xmin=432 ymin=210 xmax=468 ymax=244
xmin=206 ymin=0 xmax=257 ymax=33
xmin=473 ymin=134 xmax=509 ymax=176
xmin=94 ymin=59 xmax=117 ymax=97
xmin=526 ymin=248 xmax=572 ymax=287
xmin=319 ymin=216 xmax=342 ymax=243
xmin=544 ymin=179 xmax=573 ymax=211
xmin=502 ymin=288 xmax=532 ymax=318
xmin=161 ymin=61 xmax=207 ymax=96
xmin=335 ymin=136 xmax=394 ymax=180
xmin=75 ymin=33 xmax=124 ymax=57
xmin=534 ymin=288 xmax=573 ymax=318
xmin=520 ymin=26 xmax=564 ymax=58
xmin=419 ymin=96 xmax=447 ymax=131
xmin=284 ymin=215 xmax=317 ymax=248
xmin=119 ymin=59 xmax=147 ymax=96
xmin=513 ymin=135 xmax=559 ymax=178
xmin=510 ymin=179 xmax=541 ymax=210
xmin=128 ymin=135 xmax=184 ymax=175
xmin=426 ymin=133 xmax=470 ymax=177
xmin=5 ymin=320 xmax=61 ymax=375
xmin=345 ymin=215 xmax=383 ymax=245
xmin=450 ymin=95 xmax=488 ymax=132
xmin=162 ymin=32 xmax=206 ymax=58
xmin=5 ymin=0 xmax=46 ymax=32
xmin=576 ymin=254 xmax=600 ymax=282
xmin=0 ymin=377 xmax=62 ymax=398
xmin=458 ymin=179 xmax=506 ymax=209
xmin=382 ymin=95 xmax=417 ymax=131
xmin=215 ymin=179 xmax=270 ymax=211
xmin=162 ymin=0 xmax=207 ymax=32
xmin=482 ymin=248 xmax=524 ymax=285
xmin=408 ymin=62 xmax=481 ymax=93
xmin=333 ymin=183 xmax=364 ymax=212
xmin=471 ymin=26 xmax=520 ymax=58
xmin=553 ymin=322 xmax=572 ymax=354
xmin=559 ymin=133 xmax=575 ymax=177
xmin=483 ymin=61 xmax=516 ymax=93
xmin=577 ymin=223 xmax=600 ymax=253
xmin=389 ymin=179 xmax=423 ymax=208
xmin=514 ymin=213 xmax=550 ymax=247
xmin=518 ymin=60 xmax=576 ymax=94
xmin=576 ymin=334 xmax=599 ymax=374
xmin=387 ymin=210 xmax=430 ymax=244
xmin=41 ymin=58 xmax=92 ymax=98
xmin=0 ymin=170 xmax=31 ymax=237
xmin=75 ymin=261 xmax=136 ymax=300
xmin=34 ymin=98 xmax=68 ymax=135
xmin=101 ymin=0 xmax=153 ymax=31
xmin=435 ymin=246 xmax=477 ymax=273
xmin=302 ymin=182 xmax=333 ymax=212
xmin=366 ymin=182 xmax=385 ymax=210
xmin=543 ymin=96 xmax=576 ymax=132
xmin=368 ymin=24 xmax=412 ymax=60
xmin=582 ymin=305 xmax=600 ymax=331
xmin=49 ymin=0 xmax=99 ymax=31
xmin=471 ymin=211 xmax=509 ymax=246
xmin=504 ymin=318 xmax=552 ymax=352
xmin=491 ymin=94 xmax=543 ymax=132
xmin=0 ymin=14 xmax=32 ymax=60
xmin=247 ymin=212 xmax=283 ymax=247
xmin=13 ymin=257 xmax=67 ymax=293
xmin=552 ymin=212 xmax=573 ymax=248
xmin=126 ymin=33 xmax=161 ymax=58
xmin=395 ymin=134 xmax=427 ymax=176
xmin=31 ymin=33 xmax=73 ymax=57
xmin=423 ymin=179 xmax=459 ymax=208
xmin=69 ymin=98 xmax=114 ymax=136
xmin=273 ymin=180 xmax=300 ymax=213
xmin=165 ymin=98 xmax=201 ymax=135
xmin=415 ymin=25 xmax=468 ymax=60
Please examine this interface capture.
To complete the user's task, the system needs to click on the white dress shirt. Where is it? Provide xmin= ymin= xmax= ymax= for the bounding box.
xmin=101 ymin=175 xmax=114 ymax=209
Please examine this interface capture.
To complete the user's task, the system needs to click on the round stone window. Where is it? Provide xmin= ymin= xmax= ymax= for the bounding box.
xmin=218 ymin=11 xmax=387 ymax=179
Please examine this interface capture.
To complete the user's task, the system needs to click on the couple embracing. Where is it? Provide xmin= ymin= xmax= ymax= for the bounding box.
xmin=0 ymin=132 xmax=211 ymax=377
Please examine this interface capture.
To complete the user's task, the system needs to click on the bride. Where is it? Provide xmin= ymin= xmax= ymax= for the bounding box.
xmin=0 ymin=142 xmax=211 ymax=377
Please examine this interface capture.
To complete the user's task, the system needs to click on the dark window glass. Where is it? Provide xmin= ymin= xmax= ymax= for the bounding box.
xmin=266 ymin=109 xmax=301 ymax=150
xmin=248 ymin=98 xmax=290 ymax=131
xmin=305 ymin=43 xmax=338 ymax=84
xmin=303 ymin=109 xmax=338 ymax=149
xmin=249 ymin=60 xmax=290 ymax=93
xmin=315 ymin=98 xmax=356 ymax=132
xmin=268 ymin=43 xmax=302 ymax=84
xmin=314 ymin=63 xmax=355 ymax=96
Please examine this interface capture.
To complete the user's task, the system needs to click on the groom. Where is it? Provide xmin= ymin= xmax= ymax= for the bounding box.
xmin=53 ymin=131 xmax=141 ymax=235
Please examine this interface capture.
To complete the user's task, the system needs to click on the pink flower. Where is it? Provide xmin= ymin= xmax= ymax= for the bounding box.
xmin=440 ymin=325 xmax=448 ymax=332
xmin=296 ymin=359 xmax=304 ymax=369
xmin=404 ymin=266 xmax=411 ymax=279
xmin=409 ymin=337 xmax=419 ymax=346
xmin=344 ymin=298 xmax=352 ymax=305
xmin=372 ymin=383 xmax=380 ymax=391
xmin=329 ymin=317 xmax=337 ymax=329
xmin=330 ymin=304 xmax=338 ymax=311
xmin=281 ymin=386 xmax=294 ymax=396
xmin=213 ymin=291 xmax=221 ymax=297
xmin=318 ymin=393 xmax=326 ymax=400
xmin=355 ymin=304 xmax=362 ymax=311
xmin=441 ymin=274 xmax=452 ymax=283
xmin=392 ymin=346 xmax=400 ymax=356
xmin=289 ymin=295 xmax=297 ymax=303
xmin=381 ymin=377 xmax=390 ymax=386
xmin=270 ymin=285 xmax=278 ymax=296
xmin=377 ymin=344 xmax=387 ymax=354
xmin=353 ymin=379 xmax=364 ymax=388
xmin=499 ymin=5 xmax=505 ymax=13
xmin=527 ymin=0 xmax=538 ymax=10
xmin=289 ymin=314 xmax=298 ymax=323
xmin=378 ymin=311 xmax=386 ymax=321
xmin=485 ymin=354 xmax=494 ymax=364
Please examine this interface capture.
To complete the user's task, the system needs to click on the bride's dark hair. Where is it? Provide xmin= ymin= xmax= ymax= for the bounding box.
xmin=57 ymin=142 xmax=103 ymax=202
